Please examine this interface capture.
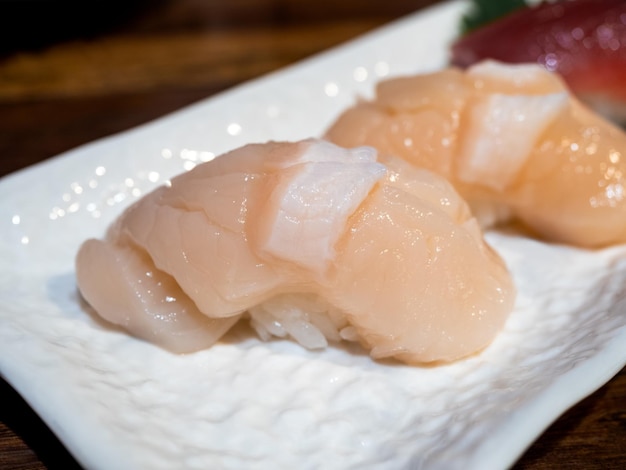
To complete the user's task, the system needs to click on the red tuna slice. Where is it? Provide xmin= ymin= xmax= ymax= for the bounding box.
xmin=451 ymin=0 xmax=626 ymax=122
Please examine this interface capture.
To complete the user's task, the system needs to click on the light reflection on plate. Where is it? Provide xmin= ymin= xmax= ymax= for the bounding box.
xmin=1 ymin=1 xmax=626 ymax=469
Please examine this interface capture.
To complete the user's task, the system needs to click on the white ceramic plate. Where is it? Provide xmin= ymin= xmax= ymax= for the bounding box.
xmin=2 ymin=1 xmax=626 ymax=469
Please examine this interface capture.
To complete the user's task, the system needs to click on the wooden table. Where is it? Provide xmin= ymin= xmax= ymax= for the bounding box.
xmin=1 ymin=1 xmax=624 ymax=468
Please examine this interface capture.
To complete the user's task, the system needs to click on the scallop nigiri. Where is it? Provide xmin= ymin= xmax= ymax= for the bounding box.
xmin=76 ymin=139 xmax=514 ymax=364
xmin=325 ymin=60 xmax=626 ymax=247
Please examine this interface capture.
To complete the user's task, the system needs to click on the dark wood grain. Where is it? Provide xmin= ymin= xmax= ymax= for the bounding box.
xmin=1 ymin=1 xmax=625 ymax=468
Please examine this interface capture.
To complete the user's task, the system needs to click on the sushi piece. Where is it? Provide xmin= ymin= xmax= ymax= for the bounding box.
xmin=325 ymin=60 xmax=626 ymax=248
xmin=450 ymin=0 xmax=626 ymax=124
xmin=76 ymin=139 xmax=515 ymax=364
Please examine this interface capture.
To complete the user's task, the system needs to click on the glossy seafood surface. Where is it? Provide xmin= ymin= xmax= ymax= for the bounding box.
xmin=326 ymin=60 xmax=626 ymax=247
xmin=76 ymin=139 xmax=515 ymax=363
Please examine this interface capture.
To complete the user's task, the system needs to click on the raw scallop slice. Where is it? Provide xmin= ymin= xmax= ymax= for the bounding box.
xmin=76 ymin=239 xmax=239 ymax=353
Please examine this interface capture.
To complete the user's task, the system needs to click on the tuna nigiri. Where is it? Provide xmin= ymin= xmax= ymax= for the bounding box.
xmin=451 ymin=0 xmax=626 ymax=124
xmin=76 ymin=139 xmax=514 ymax=364
xmin=325 ymin=60 xmax=626 ymax=248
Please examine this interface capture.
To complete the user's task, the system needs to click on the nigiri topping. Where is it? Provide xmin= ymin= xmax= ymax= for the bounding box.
xmin=76 ymin=139 xmax=515 ymax=364
xmin=326 ymin=60 xmax=626 ymax=247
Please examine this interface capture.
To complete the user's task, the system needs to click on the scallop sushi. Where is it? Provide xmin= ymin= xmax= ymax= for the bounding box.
xmin=76 ymin=139 xmax=514 ymax=364
xmin=325 ymin=60 xmax=626 ymax=248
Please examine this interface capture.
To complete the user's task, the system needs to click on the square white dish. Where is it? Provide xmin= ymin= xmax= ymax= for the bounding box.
xmin=1 ymin=1 xmax=626 ymax=469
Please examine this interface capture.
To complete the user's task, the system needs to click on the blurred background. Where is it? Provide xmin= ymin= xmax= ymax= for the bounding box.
xmin=0 ymin=0 xmax=430 ymax=178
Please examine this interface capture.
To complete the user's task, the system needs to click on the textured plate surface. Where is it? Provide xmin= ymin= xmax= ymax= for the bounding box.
xmin=2 ymin=1 xmax=626 ymax=469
